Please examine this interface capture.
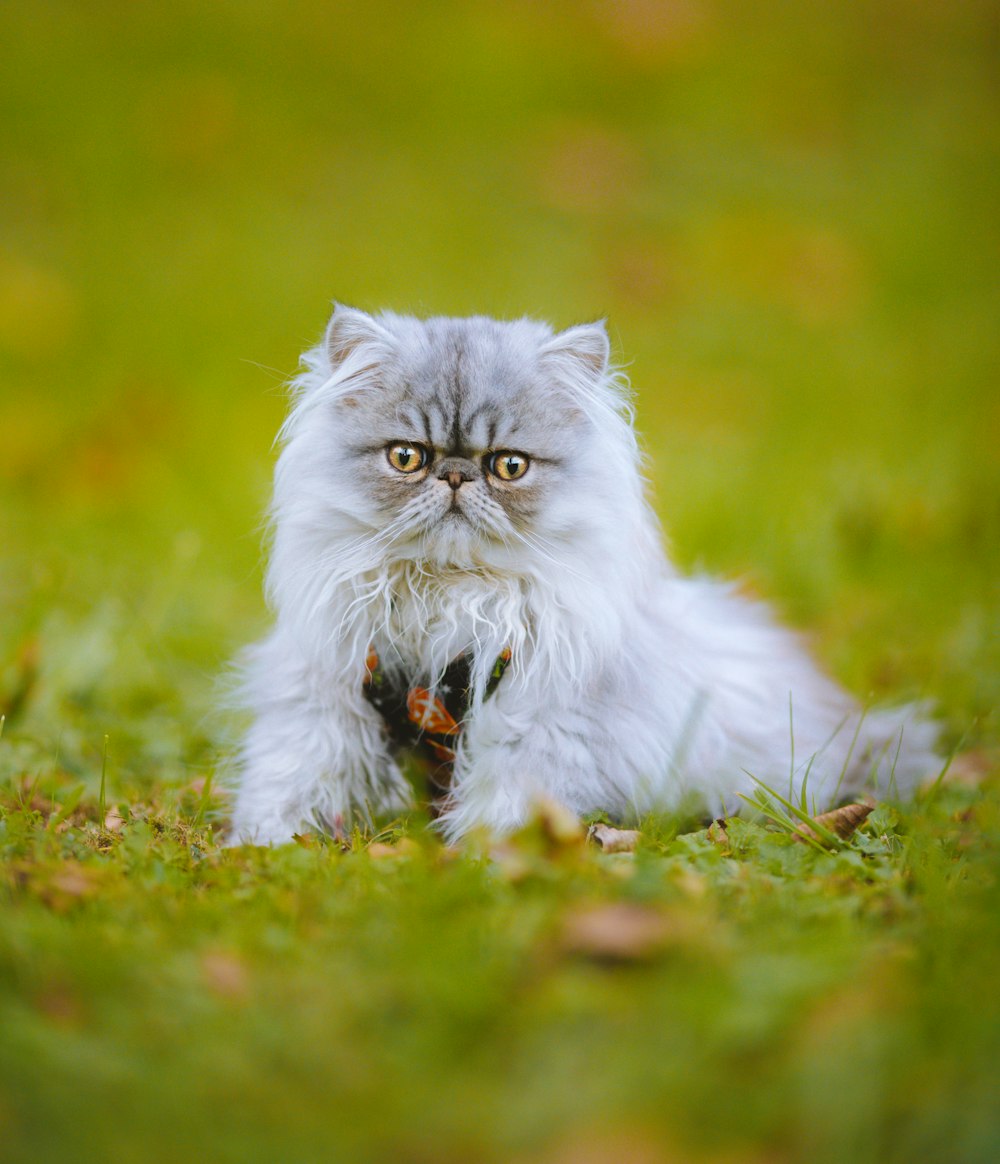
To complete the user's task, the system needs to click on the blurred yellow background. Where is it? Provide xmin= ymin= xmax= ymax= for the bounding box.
xmin=1 ymin=0 xmax=997 ymax=755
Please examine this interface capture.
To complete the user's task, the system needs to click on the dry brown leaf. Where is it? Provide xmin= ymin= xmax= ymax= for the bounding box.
xmin=588 ymin=823 xmax=641 ymax=853
xmin=561 ymin=903 xmax=673 ymax=962
xmin=707 ymin=818 xmax=729 ymax=848
xmin=489 ymin=843 xmax=534 ymax=884
xmin=366 ymin=842 xmax=401 ymax=859
xmin=201 ymin=951 xmax=249 ymax=1000
xmin=33 ymin=862 xmax=104 ymax=911
xmin=50 ymin=867 xmax=99 ymax=898
xmin=534 ymin=797 xmax=585 ymax=846
xmin=794 ymin=799 xmax=874 ymax=844
xmin=671 ymin=868 xmax=709 ymax=899
xmin=366 ymin=839 xmax=420 ymax=859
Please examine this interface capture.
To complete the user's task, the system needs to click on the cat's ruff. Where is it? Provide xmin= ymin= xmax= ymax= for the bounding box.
xmin=228 ymin=307 xmax=938 ymax=845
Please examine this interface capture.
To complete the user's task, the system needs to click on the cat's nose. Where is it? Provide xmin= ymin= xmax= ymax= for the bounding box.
xmin=437 ymin=458 xmax=478 ymax=492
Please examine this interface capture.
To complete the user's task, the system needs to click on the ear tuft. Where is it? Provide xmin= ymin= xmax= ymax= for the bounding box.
xmin=540 ymin=320 xmax=610 ymax=379
xmin=324 ymin=304 xmax=393 ymax=369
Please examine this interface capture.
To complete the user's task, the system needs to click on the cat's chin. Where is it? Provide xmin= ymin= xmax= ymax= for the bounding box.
xmin=401 ymin=513 xmax=500 ymax=570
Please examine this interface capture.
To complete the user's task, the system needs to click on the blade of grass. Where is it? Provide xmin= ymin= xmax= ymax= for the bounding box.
xmin=194 ymin=769 xmax=215 ymax=827
xmin=923 ymin=724 xmax=972 ymax=806
xmin=887 ymin=726 xmax=905 ymax=799
xmin=47 ymin=783 xmax=87 ymax=831
xmin=740 ymin=773 xmax=845 ymax=850
xmin=864 ymin=735 xmax=896 ymax=794
xmin=833 ymin=708 xmax=868 ymax=803
xmin=99 ymin=734 xmax=109 ymax=823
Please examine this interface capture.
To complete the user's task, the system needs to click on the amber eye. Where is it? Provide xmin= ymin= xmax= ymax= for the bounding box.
xmin=386 ymin=443 xmax=429 ymax=473
xmin=488 ymin=451 xmax=529 ymax=481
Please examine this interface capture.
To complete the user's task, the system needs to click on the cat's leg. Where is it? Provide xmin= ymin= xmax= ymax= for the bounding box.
xmin=439 ymin=694 xmax=624 ymax=841
xmin=227 ymin=636 xmax=410 ymax=846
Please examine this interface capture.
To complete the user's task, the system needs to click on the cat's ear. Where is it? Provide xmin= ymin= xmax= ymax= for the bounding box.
xmin=324 ymin=304 xmax=394 ymax=370
xmin=539 ymin=320 xmax=610 ymax=381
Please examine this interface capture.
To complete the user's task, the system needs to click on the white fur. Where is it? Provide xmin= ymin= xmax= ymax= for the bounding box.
xmin=228 ymin=308 xmax=939 ymax=845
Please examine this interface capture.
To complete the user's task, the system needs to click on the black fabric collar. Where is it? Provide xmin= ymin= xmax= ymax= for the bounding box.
xmin=363 ymin=647 xmax=511 ymax=811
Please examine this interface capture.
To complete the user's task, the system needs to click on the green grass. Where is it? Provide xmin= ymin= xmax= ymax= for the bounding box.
xmin=2 ymin=781 xmax=998 ymax=1163
xmin=1 ymin=1 xmax=998 ymax=1160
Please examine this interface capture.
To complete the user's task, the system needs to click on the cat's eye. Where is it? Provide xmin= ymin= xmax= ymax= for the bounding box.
xmin=488 ymin=451 xmax=529 ymax=481
xmin=386 ymin=443 xmax=429 ymax=474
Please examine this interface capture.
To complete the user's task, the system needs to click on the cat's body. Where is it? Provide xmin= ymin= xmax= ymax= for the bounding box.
xmin=229 ymin=308 xmax=938 ymax=845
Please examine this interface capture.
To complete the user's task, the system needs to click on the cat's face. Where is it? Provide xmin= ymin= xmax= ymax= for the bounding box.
xmin=297 ymin=308 xmax=625 ymax=569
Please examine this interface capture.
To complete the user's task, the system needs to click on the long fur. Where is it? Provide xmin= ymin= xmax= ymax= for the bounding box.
xmin=229 ymin=307 xmax=939 ymax=844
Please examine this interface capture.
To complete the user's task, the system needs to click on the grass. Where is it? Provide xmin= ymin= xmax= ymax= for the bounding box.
xmin=1 ymin=776 xmax=998 ymax=1162
xmin=1 ymin=1 xmax=998 ymax=1160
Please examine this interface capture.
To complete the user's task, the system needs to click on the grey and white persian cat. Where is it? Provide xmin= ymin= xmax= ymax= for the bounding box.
xmin=229 ymin=306 xmax=938 ymax=844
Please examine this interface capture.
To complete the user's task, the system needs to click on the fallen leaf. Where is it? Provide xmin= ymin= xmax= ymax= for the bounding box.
xmin=367 ymin=842 xmax=402 ymax=861
xmin=707 ymin=818 xmax=729 ymax=848
xmin=51 ymin=867 xmax=98 ymax=897
xmin=366 ymin=837 xmax=421 ymax=859
xmin=588 ymin=823 xmax=641 ymax=853
xmin=534 ymin=797 xmax=586 ymax=846
xmin=490 ymin=843 xmax=534 ymax=883
xmin=671 ymin=868 xmax=709 ymax=899
xmin=561 ymin=903 xmax=673 ymax=962
xmin=794 ymin=800 xmax=874 ymax=844
xmin=201 ymin=951 xmax=249 ymax=1000
xmin=33 ymin=862 xmax=104 ymax=911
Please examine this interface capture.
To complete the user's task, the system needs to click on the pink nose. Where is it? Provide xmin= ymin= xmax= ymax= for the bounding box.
xmin=437 ymin=457 xmax=478 ymax=491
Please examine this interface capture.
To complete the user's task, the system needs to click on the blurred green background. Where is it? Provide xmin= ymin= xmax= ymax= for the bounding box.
xmin=2 ymin=6 xmax=1000 ymax=1163
xmin=1 ymin=0 xmax=997 ymax=779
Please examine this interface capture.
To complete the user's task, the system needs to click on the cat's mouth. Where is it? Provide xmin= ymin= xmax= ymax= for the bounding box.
xmin=418 ymin=507 xmax=484 ymax=568
xmin=443 ymin=496 xmax=471 ymax=521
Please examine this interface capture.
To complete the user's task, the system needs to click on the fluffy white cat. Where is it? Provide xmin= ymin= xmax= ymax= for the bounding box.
xmin=229 ymin=306 xmax=938 ymax=844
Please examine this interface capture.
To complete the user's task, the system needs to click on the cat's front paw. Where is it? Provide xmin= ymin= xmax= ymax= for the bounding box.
xmin=221 ymin=817 xmax=301 ymax=848
xmin=436 ymin=783 xmax=536 ymax=843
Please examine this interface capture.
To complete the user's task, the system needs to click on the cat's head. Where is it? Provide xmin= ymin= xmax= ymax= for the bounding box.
xmin=276 ymin=306 xmax=644 ymax=573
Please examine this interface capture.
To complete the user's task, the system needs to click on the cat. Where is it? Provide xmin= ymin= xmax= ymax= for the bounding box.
xmin=228 ymin=306 xmax=939 ymax=845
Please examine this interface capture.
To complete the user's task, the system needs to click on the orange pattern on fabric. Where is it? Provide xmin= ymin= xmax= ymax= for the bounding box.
xmin=361 ymin=645 xmax=512 ymax=811
xmin=425 ymin=740 xmax=458 ymax=764
xmin=405 ymin=687 xmax=460 ymax=737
